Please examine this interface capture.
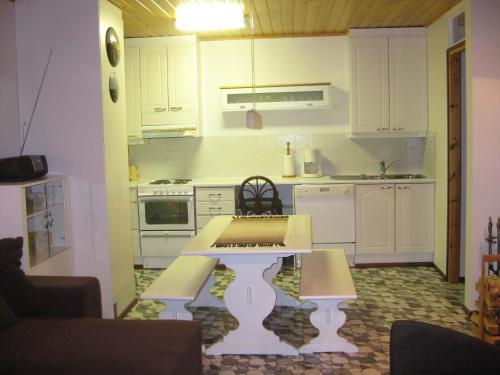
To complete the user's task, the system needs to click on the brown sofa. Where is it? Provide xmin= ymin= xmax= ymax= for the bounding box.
xmin=0 ymin=239 xmax=202 ymax=375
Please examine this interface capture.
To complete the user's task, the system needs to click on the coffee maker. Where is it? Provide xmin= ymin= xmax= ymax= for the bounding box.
xmin=302 ymin=149 xmax=321 ymax=177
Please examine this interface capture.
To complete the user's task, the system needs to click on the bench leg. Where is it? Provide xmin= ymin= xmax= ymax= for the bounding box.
xmin=263 ymin=257 xmax=301 ymax=307
xmin=158 ymin=300 xmax=193 ymax=320
xmin=190 ymin=274 xmax=225 ymax=307
xmin=299 ymin=299 xmax=358 ymax=354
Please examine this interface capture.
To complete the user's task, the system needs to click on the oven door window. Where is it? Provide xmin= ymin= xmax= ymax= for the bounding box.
xmin=144 ymin=201 xmax=189 ymax=225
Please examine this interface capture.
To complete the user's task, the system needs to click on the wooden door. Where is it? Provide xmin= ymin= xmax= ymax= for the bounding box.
xmin=447 ymin=41 xmax=465 ymax=282
xmin=355 ymin=184 xmax=395 ymax=254
xmin=395 ymin=184 xmax=435 ymax=253
xmin=350 ymin=37 xmax=389 ymax=134
xmin=389 ymin=36 xmax=427 ymax=134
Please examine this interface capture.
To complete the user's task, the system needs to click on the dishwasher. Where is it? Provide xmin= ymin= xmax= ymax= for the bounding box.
xmin=294 ymin=184 xmax=356 ymax=266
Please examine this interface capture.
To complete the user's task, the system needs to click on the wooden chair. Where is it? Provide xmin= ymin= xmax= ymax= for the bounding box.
xmin=238 ymin=176 xmax=283 ymax=215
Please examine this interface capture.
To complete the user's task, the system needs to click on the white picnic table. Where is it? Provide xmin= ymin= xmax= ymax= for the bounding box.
xmin=182 ymin=215 xmax=312 ymax=355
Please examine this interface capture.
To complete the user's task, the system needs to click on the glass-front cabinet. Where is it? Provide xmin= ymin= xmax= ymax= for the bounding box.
xmin=25 ymin=179 xmax=67 ymax=268
xmin=0 ymin=175 xmax=72 ymax=275
xmin=220 ymin=83 xmax=331 ymax=111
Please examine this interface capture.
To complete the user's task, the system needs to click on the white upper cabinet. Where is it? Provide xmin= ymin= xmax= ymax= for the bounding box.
xmin=124 ymin=46 xmax=143 ymax=143
xmin=349 ymin=28 xmax=427 ymax=137
xmin=167 ymin=42 xmax=196 ymax=112
xmin=350 ymin=37 xmax=389 ymax=133
xmin=125 ymin=36 xmax=199 ymax=137
xmin=388 ymin=36 xmax=427 ymax=134
xmin=139 ymin=45 xmax=169 ymax=113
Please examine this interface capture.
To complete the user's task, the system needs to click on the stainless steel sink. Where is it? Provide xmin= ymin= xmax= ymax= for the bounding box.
xmin=330 ymin=174 xmax=426 ymax=181
xmin=381 ymin=174 xmax=426 ymax=180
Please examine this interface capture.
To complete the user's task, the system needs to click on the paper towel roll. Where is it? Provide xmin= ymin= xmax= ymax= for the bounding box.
xmin=283 ymin=154 xmax=295 ymax=177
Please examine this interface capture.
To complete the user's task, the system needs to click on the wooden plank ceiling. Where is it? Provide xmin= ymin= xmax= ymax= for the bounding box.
xmin=108 ymin=0 xmax=461 ymax=40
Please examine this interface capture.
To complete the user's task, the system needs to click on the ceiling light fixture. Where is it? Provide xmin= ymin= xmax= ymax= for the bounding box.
xmin=246 ymin=7 xmax=262 ymax=129
xmin=175 ymin=1 xmax=245 ymax=31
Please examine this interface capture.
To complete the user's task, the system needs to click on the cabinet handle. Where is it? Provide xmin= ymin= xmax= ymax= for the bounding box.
xmin=170 ymin=106 xmax=183 ymax=111
xmin=154 ymin=107 xmax=167 ymax=112
xmin=397 ymin=186 xmax=409 ymax=190
xmin=376 ymin=127 xmax=389 ymax=131
xmin=392 ymin=127 xmax=406 ymax=131
xmin=239 ymin=105 xmax=246 ymax=109
xmin=208 ymin=193 xmax=222 ymax=197
xmin=380 ymin=186 xmax=393 ymax=190
xmin=306 ymin=103 xmax=313 ymax=107
xmin=209 ymin=207 xmax=222 ymax=213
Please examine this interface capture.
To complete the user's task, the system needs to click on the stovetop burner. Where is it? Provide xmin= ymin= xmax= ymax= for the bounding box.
xmin=150 ymin=179 xmax=192 ymax=185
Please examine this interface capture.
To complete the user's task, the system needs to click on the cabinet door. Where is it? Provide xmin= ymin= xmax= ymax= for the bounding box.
xmin=139 ymin=45 xmax=168 ymax=113
xmin=395 ymin=184 xmax=434 ymax=252
xmin=389 ymin=36 xmax=427 ymax=133
xmin=350 ymin=37 xmax=389 ymax=134
xmin=355 ymin=184 xmax=394 ymax=254
xmin=167 ymin=42 xmax=196 ymax=112
xmin=124 ymin=47 xmax=142 ymax=140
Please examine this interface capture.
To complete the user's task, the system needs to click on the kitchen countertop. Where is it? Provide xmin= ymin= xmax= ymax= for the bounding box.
xmin=129 ymin=175 xmax=435 ymax=188
xmin=190 ymin=175 xmax=436 ymax=187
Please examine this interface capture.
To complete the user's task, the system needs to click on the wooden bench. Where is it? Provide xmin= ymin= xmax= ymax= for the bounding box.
xmin=140 ymin=255 xmax=224 ymax=320
xmin=298 ymin=249 xmax=358 ymax=353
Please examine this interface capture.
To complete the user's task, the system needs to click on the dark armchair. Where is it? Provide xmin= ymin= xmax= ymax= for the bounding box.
xmin=1 ymin=276 xmax=202 ymax=375
xmin=390 ymin=320 xmax=500 ymax=375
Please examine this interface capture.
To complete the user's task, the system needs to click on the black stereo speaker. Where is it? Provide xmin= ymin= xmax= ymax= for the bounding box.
xmin=0 ymin=155 xmax=48 ymax=182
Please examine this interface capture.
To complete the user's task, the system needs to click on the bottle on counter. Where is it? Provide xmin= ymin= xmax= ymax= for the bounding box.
xmin=282 ymin=142 xmax=296 ymax=178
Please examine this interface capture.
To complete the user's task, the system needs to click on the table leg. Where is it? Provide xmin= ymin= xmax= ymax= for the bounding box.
xmin=299 ymin=299 xmax=358 ymax=353
xmin=263 ymin=257 xmax=301 ymax=307
xmin=205 ymin=254 xmax=298 ymax=355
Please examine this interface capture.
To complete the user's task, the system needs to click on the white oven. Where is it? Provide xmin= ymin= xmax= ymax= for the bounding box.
xmin=138 ymin=180 xmax=195 ymax=268
xmin=138 ymin=194 xmax=195 ymax=231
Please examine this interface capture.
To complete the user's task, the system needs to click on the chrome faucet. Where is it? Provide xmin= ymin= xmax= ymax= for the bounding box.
xmin=379 ymin=157 xmax=400 ymax=178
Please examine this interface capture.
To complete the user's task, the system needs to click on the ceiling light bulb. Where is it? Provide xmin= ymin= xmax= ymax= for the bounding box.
xmin=176 ymin=2 xmax=245 ymax=32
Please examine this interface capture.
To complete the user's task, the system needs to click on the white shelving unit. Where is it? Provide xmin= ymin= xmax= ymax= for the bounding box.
xmin=0 ymin=175 xmax=72 ymax=275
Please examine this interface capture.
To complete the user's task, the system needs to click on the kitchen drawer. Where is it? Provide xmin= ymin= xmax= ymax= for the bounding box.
xmin=196 ymin=215 xmax=216 ymax=231
xmin=196 ymin=201 xmax=235 ymax=215
xmin=196 ymin=187 xmax=235 ymax=203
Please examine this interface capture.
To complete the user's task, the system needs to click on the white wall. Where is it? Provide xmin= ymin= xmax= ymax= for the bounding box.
xmin=129 ymin=133 xmax=432 ymax=180
xmin=0 ymin=1 xmax=21 ymax=157
xmin=426 ymin=1 xmax=465 ymax=274
xmin=464 ymin=0 xmax=500 ymax=310
xmin=98 ymin=0 xmax=136 ymax=315
xmin=200 ymin=36 xmax=349 ymax=136
xmin=15 ymin=0 xmax=114 ymax=317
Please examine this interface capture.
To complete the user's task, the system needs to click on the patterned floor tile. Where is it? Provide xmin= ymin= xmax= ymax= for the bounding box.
xmin=126 ymin=265 xmax=471 ymax=374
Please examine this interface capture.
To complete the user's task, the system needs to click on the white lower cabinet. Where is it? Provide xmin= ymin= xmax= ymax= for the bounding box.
xmin=395 ymin=184 xmax=435 ymax=252
xmin=355 ymin=183 xmax=434 ymax=263
xmin=355 ymin=184 xmax=395 ymax=254
xmin=129 ymin=187 xmax=142 ymax=265
xmin=195 ymin=187 xmax=235 ymax=232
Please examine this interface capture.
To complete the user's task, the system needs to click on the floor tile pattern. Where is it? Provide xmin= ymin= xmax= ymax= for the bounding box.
xmin=126 ymin=266 xmax=471 ymax=375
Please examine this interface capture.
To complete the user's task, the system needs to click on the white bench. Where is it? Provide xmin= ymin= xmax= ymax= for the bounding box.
xmin=140 ymin=255 xmax=224 ymax=320
xmin=299 ymin=249 xmax=358 ymax=353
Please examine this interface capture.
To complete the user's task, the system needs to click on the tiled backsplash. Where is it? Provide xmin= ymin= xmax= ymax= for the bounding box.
xmin=128 ymin=133 xmax=435 ymax=180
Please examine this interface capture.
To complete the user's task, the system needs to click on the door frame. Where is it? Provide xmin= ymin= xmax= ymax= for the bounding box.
xmin=446 ymin=40 xmax=465 ymax=283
